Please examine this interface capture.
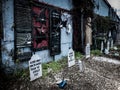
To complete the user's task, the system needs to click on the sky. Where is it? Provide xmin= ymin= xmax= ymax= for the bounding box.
xmin=107 ymin=0 xmax=120 ymax=17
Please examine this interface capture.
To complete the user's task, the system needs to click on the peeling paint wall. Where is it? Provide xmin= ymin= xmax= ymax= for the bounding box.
xmin=1 ymin=0 xmax=73 ymax=70
xmin=2 ymin=0 xmax=14 ymax=68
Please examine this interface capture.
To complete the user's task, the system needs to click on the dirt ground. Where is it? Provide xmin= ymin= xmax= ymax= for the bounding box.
xmin=1 ymin=56 xmax=120 ymax=90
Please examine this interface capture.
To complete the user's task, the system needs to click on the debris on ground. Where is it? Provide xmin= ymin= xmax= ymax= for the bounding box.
xmin=1 ymin=56 xmax=120 ymax=90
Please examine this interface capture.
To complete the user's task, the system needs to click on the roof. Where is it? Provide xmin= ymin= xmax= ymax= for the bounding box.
xmin=103 ymin=0 xmax=111 ymax=8
xmin=103 ymin=0 xmax=120 ymax=21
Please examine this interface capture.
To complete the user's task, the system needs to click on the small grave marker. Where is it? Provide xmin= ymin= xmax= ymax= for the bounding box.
xmin=29 ymin=54 xmax=42 ymax=81
xmin=68 ymin=48 xmax=75 ymax=67
xmin=85 ymin=43 xmax=90 ymax=58
xmin=78 ymin=60 xmax=84 ymax=72
xmin=111 ymin=39 xmax=113 ymax=48
xmin=107 ymin=41 xmax=110 ymax=51
xmin=101 ymin=41 xmax=104 ymax=53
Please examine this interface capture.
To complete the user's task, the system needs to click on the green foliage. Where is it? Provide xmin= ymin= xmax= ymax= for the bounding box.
xmin=4 ymin=57 xmax=67 ymax=80
xmin=42 ymin=57 xmax=67 ymax=77
xmin=91 ymin=50 xmax=102 ymax=56
xmin=93 ymin=15 xmax=111 ymax=33
xmin=13 ymin=68 xmax=29 ymax=79
xmin=117 ymin=45 xmax=120 ymax=50
xmin=75 ymin=52 xmax=84 ymax=60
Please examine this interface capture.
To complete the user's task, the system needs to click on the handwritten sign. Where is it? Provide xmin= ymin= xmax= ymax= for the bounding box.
xmin=85 ymin=43 xmax=90 ymax=58
xmin=29 ymin=54 xmax=42 ymax=81
xmin=68 ymin=48 xmax=75 ymax=67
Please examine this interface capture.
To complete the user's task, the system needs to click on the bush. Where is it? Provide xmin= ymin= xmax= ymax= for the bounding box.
xmin=91 ymin=50 xmax=102 ymax=56
xmin=75 ymin=52 xmax=84 ymax=60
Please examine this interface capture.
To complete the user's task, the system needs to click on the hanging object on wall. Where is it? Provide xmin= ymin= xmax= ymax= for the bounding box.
xmin=32 ymin=5 xmax=49 ymax=50
xmin=61 ymin=12 xmax=72 ymax=34
xmin=50 ymin=10 xmax=61 ymax=56
xmin=66 ymin=23 xmax=72 ymax=34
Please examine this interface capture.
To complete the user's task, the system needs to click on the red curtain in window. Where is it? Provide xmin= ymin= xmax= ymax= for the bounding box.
xmin=32 ymin=6 xmax=49 ymax=49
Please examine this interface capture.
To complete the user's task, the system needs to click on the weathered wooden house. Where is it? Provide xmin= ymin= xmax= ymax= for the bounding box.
xmin=0 ymin=0 xmax=119 ymax=72
xmin=93 ymin=0 xmax=120 ymax=49
xmin=0 ymin=0 xmax=74 ymax=71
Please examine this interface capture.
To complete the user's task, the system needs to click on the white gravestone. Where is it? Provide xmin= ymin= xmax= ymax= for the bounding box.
xmin=111 ymin=40 xmax=113 ymax=48
xmin=29 ymin=54 xmax=42 ymax=81
xmin=107 ymin=41 xmax=110 ymax=51
xmin=101 ymin=41 xmax=104 ymax=53
xmin=68 ymin=48 xmax=75 ymax=67
xmin=78 ymin=60 xmax=84 ymax=72
xmin=85 ymin=43 xmax=90 ymax=58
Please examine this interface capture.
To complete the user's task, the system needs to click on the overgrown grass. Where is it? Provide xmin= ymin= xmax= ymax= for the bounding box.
xmin=13 ymin=68 xmax=29 ymax=79
xmin=3 ymin=57 xmax=67 ymax=80
xmin=91 ymin=50 xmax=102 ymax=56
xmin=42 ymin=57 xmax=67 ymax=77
xmin=75 ymin=52 xmax=84 ymax=60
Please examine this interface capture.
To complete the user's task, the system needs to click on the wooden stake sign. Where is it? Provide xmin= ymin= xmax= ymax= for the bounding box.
xmin=68 ymin=48 xmax=75 ymax=67
xmin=29 ymin=54 xmax=42 ymax=81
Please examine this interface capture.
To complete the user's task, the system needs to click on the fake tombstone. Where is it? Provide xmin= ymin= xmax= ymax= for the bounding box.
xmin=78 ymin=60 xmax=84 ymax=72
xmin=101 ymin=41 xmax=104 ymax=53
xmin=111 ymin=39 xmax=113 ymax=48
xmin=68 ymin=48 xmax=75 ymax=67
xmin=29 ymin=54 xmax=42 ymax=81
xmin=107 ymin=41 xmax=110 ymax=51
xmin=85 ymin=43 xmax=90 ymax=58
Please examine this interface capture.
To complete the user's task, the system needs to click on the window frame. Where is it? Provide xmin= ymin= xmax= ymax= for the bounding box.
xmin=31 ymin=4 xmax=50 ymax=51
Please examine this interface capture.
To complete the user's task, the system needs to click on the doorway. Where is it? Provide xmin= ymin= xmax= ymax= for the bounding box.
xmin=73 ymin=13 xmax=85 ymax=53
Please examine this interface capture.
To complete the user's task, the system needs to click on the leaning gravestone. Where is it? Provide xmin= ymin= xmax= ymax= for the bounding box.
xmin=29 ymin=54 xmax=42 ymax=81
xmin=85 ymin=43 xmax=90 ymax=58
xmin=68 ymin=48 xmax=75 ymax=67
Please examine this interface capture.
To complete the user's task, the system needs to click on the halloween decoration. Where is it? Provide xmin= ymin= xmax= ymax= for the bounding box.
xmin=61 ymin=12 xmax=72 ymax=34
xmin=57 ymin=78 xmax=67 ymax=89
xmin=32 ymin=5 xmax=49 ymax=50
xmin=50 ymin=10 xmax=61 ymax=56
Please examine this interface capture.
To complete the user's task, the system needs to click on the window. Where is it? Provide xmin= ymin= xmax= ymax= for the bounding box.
xmin=14 ymin=0 xmax=32 ymax=47
xmin=14 ymin=0 xmax=62 ymax=61
xmin=32 ymin=5 xmax=50 ymax=50
xmin=31 ymin=2 xmax=61 ymax=55
xmin=49 ymin=10 xmax=61 ymax=55
xmin=14 ymin=0 xmax=32 ymax=61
